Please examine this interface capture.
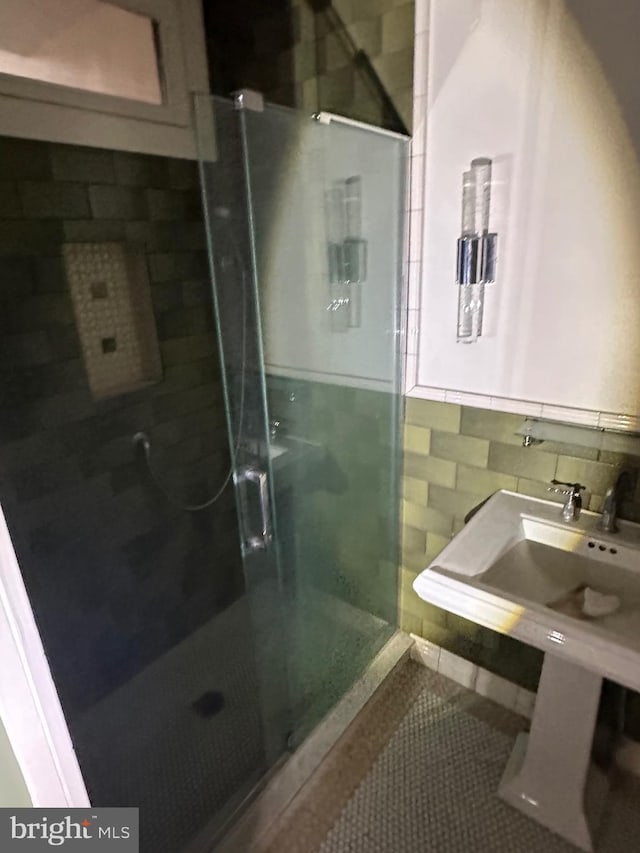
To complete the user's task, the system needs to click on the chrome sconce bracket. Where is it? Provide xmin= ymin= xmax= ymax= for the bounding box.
xmin=324 ymin=175 xmax=367 ymax=332
xmin=456 ymin=233 xmax=497 ymax=285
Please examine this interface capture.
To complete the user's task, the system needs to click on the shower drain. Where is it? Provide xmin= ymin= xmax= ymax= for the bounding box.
xmin=192 ymin=691 xmax=226 ymax=718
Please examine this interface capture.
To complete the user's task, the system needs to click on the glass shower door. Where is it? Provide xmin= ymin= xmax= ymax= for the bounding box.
xmin=246 ymin=104 xmax=407 ymax=743
xmin=196 ymin=96 xmax=293 ymax=766
xmin=198 ymin=94 xmax=408 ymax=746
xmin=0 ymin=120 xmax=293 ymax=853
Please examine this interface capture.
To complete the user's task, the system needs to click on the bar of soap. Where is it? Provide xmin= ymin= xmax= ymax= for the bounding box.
xmin=582 ymin=587 xmax=620 ymax=618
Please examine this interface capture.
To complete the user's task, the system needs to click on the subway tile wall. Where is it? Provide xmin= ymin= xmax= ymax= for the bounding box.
xmin=267 ymin=376 xmax=399 ymax=627
xmin=290 ymin=0 xmax=415 ymax=129
xmin=0 ymin=136 xmax=242 ymax=720
xmin=204 ymin=0 xmax=414 ymax=130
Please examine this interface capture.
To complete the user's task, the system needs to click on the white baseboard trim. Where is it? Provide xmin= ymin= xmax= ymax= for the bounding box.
xmin=409 ymin=634 xmax=536 ymax=719
xmin=410 ymin=636 xmax=640 ymax=779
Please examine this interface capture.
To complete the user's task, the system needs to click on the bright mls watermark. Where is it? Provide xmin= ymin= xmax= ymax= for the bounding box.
xmin=0 ymin=809 xmax=138 ymax=851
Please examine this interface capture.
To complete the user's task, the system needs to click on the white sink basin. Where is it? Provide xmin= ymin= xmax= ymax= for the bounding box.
xmin=413 ymin=489 xmax=640 ymax=851
xmin=413 ymin=490 xmax=640 ymax=692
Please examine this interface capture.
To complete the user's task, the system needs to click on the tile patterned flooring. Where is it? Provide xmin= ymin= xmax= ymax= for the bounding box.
xmin=257 ymin=661 xmax=640 ymax=853
xmin=72 ymin=591 xmax=390 ymax=853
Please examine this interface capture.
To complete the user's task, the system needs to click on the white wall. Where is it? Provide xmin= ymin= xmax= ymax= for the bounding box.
xmin=255 ymin=117 xmax=407 ymax=391
xmin=415 ymin=0 xmax=640 ymax=418
xmin=0 ymin=718 xmax=31 ymax=808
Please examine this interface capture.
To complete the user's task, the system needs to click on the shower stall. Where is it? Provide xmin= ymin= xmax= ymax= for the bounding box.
xmin=198 ymin=90 xmax=408 ymax=726
xmin=0 ymin=93 xmax=407 ymax=852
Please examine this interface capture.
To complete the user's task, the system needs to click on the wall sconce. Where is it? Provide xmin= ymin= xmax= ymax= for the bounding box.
xmin=325 ymin=176 xmax=367 ymax=332
xmin=456 ymin=157 xmax=498 ymax=343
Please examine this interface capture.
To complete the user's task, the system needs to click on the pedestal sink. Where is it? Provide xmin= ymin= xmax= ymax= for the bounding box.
xmin=413 ymin=490 xmax=640 ymax=851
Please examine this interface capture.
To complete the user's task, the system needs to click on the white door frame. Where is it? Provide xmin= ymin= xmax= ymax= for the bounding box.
xmin=0 ymin=504 xmax=90 ymax=806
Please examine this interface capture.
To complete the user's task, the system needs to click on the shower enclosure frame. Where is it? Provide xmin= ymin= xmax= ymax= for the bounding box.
xmin=193 ymin=89 xmax=409 ymax=848
xmin=195 ymin=81 xmax=409 ymax=744
xmin=0 ymin=90 xmax=409 ymax=851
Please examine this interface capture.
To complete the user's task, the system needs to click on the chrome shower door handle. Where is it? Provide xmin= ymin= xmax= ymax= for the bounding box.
xmin=236 ymin=465 xmax=272 ymax=553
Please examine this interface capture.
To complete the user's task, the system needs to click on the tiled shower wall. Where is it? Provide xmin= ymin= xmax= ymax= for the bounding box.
xmin=291 ymin=0 xmax=415 ymax=128
xmin=0 ymin=136 xmax=241 ymax=719
xmin=400 ymin=398 xmax=640 ymax=697
xmin=204 ymin=0 xmax=298 ymax=105
xmin=209 ymin=0 xmax=415 ymax=131
xmin=267 ymin=377 xmax=399 ymax=625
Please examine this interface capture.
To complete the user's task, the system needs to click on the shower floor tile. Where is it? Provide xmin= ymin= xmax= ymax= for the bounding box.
xmin=71 ymin=589 xmax=390 ymax=853
xmin=258 ymin=660 xmax=640 ymax=853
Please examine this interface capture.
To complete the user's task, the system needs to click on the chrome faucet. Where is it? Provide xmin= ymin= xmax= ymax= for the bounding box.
xmin=269 ymin=419 xmax=281 ymax=439
xmin=547 ymin=479 xmax=585 ymax=522
xmin=599 ymin=469 xmax=635 ymax=533
xmin=269 ymin=418 xmax=290 ymax=439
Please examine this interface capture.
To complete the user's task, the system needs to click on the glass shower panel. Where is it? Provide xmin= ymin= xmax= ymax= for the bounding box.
xmin=196 ymin=96 xmax=292 ymax=763
xmin=0 ymin=125 xmax=288 ymax=852
xmin=240 ymin=103 xmax=408 ymax=741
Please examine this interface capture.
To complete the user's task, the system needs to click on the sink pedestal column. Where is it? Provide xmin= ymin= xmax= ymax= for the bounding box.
xmin=498 ymin=653 xmax=608 ymax=852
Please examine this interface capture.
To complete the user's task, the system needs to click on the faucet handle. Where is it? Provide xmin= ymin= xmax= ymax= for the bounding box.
xmin=548 ymin=480 xmax=586 ymax=521
xmin=548 ymin=479 xmax=586 ymax=496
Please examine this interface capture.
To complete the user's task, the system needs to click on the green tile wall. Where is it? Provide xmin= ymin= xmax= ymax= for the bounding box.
xmin=204 ymin=1 xmax=414 ymax=136
xmin=204 ymin=0 xmax=299 ymax=108
xmin=0 ymin=135 xmax=242 ymax=718
xmin=400 ymin=398 xmax=640 ymax=695
xmin=267 ymin=376 xmax=400 ymax=625
xmin=289 ymin=0 xmax=415 ymax=130
xmin=263 ymin=375 xmax=400 ymax=738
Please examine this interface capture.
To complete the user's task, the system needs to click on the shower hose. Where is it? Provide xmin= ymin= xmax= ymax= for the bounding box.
xmin=133 ymin=230 xmax=248 ymax=513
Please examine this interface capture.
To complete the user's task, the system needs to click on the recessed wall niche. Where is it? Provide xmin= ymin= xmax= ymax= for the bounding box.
xmin=63 ymin=242 xmax=162 ymax=399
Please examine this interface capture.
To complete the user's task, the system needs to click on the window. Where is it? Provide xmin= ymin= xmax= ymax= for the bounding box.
xmin=0 ymin=0 xmax=208 ymax=159
xmin=0 ymin=0 xmax=163 ymax=104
